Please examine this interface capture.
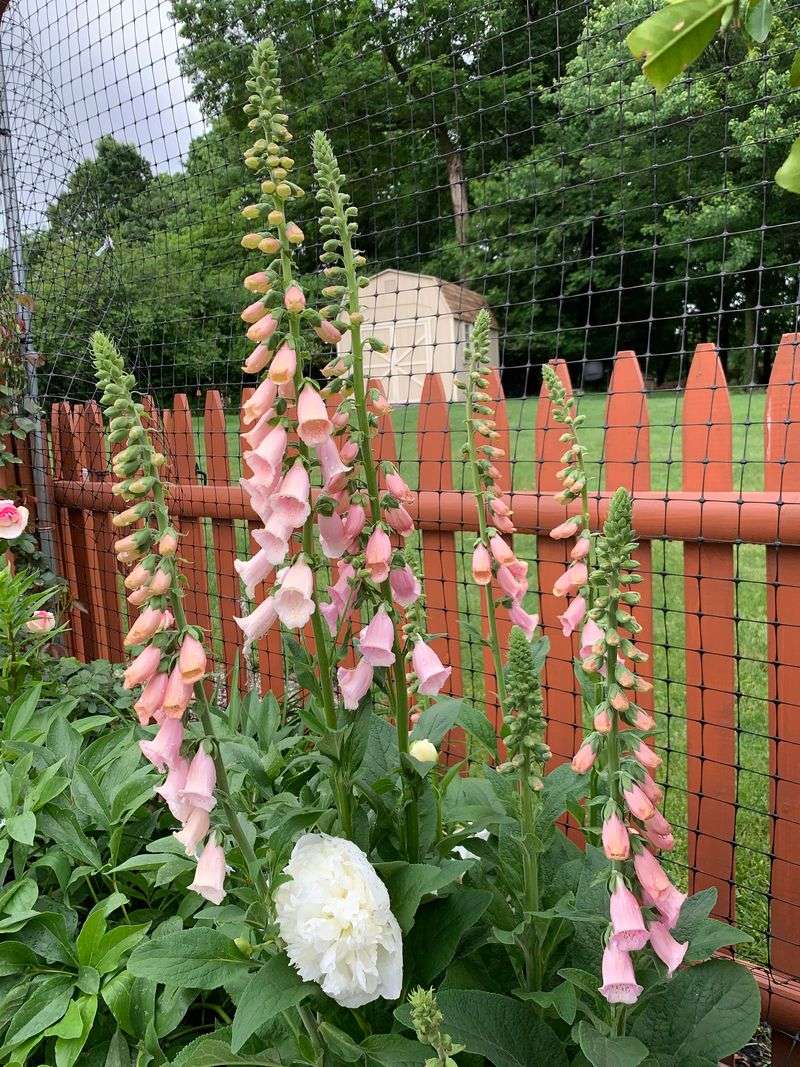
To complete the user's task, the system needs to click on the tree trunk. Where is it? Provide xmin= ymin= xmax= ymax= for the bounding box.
xmin=434 ymin=125 xmax=469 ymax=247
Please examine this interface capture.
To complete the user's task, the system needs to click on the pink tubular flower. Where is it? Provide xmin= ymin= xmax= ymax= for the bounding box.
xmin=645 ymin=810 xmax=672 ymax=839
xmin=557 ymin=595 xmax=586 ymax=637
xmin=644 ymin=825 xmax=675 ymax=852
xmin=553 ymin=562 xmax=588 ymax=597
xmin=253 ymin=516 xmax=292 ymax=566
xmin=412 ymin=639 xmax=452 ymax=696
xmin=602 ymin=813 xmax=630 ymax=861
xmin=571 ymin=536 xmax=591 ymax=561
xmin=163 ymin=664 xmax=194 ymax=719
xmin=343 ymin=505 xmax=366 ymax=547
xmin=297 ymin=384 xmax=333 ymax=446
xmin=472 ymin=543 xmax=492 ymax=585
xmin=273 ymin=559 xmax=315 ymax=629
xmin=511 ymin=601 xmax=539 ymax=641
xmin=489 ymin=534 xmax=515 ymax=566
xmin=159 ymin=530 xmax=178 ymax=556
xmin=318 ymin=513 xmax=350 ymax=559
xmin=630 ymin=708 xmax=656 ymax=732
xmin=490 ymin=496 xmax=512 ymax=518
xmin=148 ymin=568 xmax=172 ymax=597
xmin=273 ymin=460 xmax=311 ymax=527
xmin=497 ymin=565 xmax=527 ymax=601
xmin=125 ymin=608 xmax=166 ymax=648
xmin=245 ymin=424 xmax=287 ymax=484
xmin=179 ymin=634 xmax=207 ymax=684
xmin=316 ymin=437 xmax=351 ymax=492
xmin=633 ymin=849 xmax=684 ymax=925
xmin=624 ymin=783 xmax=656 ymax=822
xmin=155 ymin=757 xmax=190 ymax=822
xmin=134 ymin=672 xmax=169 ymax=726
xmin=244 ymin=271 xmax=270 ymax=294
xmin=610 ymin=881 xmax=650 ymax=951
xmin=390 ymin=565 xmax=421 ymax=608
xmin=189 ymin=834 xmax=227 ymax=905
xmin=234 ymin=595 xmax=278 ymax=653
xmin=594 ymin=708 xmax=612 ymax=733
xmin=648 ymin=921 xmax=688 ymax=975
xmin=599 ymin=942 xmax=643 ymax=1005
xmin=386 ymin=471 xmax=413 ymax=504
xmin=243 ymin=343 xmax=273 ymax=376
xmin=174 ymin=806 xmax=211 ymax=857
xmin=139 ymin=716 xmax=183 ymax=772
xmin=580 ymin=619 xmax=604 ymax=659
xmin=235 ymin=546 xmax=276 ymax=598
xmin=268 ymin=343 xmax=297 ymax=385
xmin=338 ymin=658 xmax=374 ymax=710
xmin=549 ymin=518 xmax=580 ymax=540
xmin=241 ymin=410 xmax=276 ymax=452
xmin=384 ymin=505 xmax=414 ymax=538
xmin=631 ymin=739 xmax=662 ymax=772
xmin=180 ymin=747 xmax=217 ymax=812
xmin=242 ymin=377 xmax=278 ymax=426
xmin=0 ymin=500 xmax=28 ymax=539
xmin=640 ymin=772 xmax=664 ymax=805
xmin=493 ymin=514 xmax=516 ymax=534
xmin=359 ymin=609 xmax=396 ymax=667
xmin=572 ymin=739 xmax=597 ymax=774
xmin=124 ymin=644 xmax=162 ymax=690
xmin=124 ymin=561 xmax=153 ymax=591
xmin=246 ymin=313 xmax=278 ymax=344
xmin=25 ymin=609 xmax=56 ymax=634
xmin=283 ymin=284 xmax=306 ymax=312
xmin=365 ymin=527 xmax=392 ymax=584
xmin=241 ymin=300 xmax=267 ymax=325
xmin=315 ymin=319 xmax=343 ymax=344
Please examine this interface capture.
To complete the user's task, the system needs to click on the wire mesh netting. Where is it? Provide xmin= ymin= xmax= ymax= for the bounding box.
xmin=2 ymin=0 xmax=800 ymax=1052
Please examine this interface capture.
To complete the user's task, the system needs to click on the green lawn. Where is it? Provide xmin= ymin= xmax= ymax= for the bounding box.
xmin=190 ymin=388 xmax=773 ymax=961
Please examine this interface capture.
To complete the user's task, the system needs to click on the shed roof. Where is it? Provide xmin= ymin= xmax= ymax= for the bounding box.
xmin=369 ymin=269 xmax=497 ymax=326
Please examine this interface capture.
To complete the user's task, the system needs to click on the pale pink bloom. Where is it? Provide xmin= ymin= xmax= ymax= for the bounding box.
xmin=234 ymin=596 xmax=278 ymax=653
xmin=386 ymin=471 xmax=413 ymax=504
xmin=509 ymin=601 xmax=539 ymax=641
xmin=343 ymin=505 xmax=366 ymax=547
xmin=127 ymin=586 xmax=151 ymax=608
xmin=644 ymin=825 xmax=675 ymax=852
xmin=365 ymin=527 xmax=392 ymax=584
xmin=412 ymin=639 xmax=452 ymax=696
xmin=338 ymin=658 xmax=374 ymax=710
xmin=340 ymin=439 xmax=359 ymax=464
xmin=497 ymin=565 xmax=527 ymax=600
xmin=180 ymin=747 xmax=217 ymax=812
xmin=243 ymin=343 xmax=273 ymax=375
xmin=611 ymin=689 xmax=630 ymax=712
xmin=243 ymin=271 xmax=270 ymax=294
xmin=315 ymin=319 xmax=343 ymax=344
xmin=159 ymin=531 xmax=179 ymax=556
xmin=163 ymin=664 xmax=194 ymax=719
xmin=390 ymin=565 xmax=421 ymax=608
xmin=179 ymin=634 xmax=207 ymax=683
xmin=159 ymin=610 xmax=175 ymax=633
xmin=242 ymin=378 xmax=278 ymax=426
xmin=333 ymin=409 xmax=351 ymax=430
xmin=145 ymin=567 xmax=171 ymax=598
xmin=241 ymin=408 xmax=275 ymax=450
xmin=155 ymin=757 xmax=190 ymax=822
xmin=594 ymin=708 xmax=612 ymax=733
xmin=490 ymin=496 xmax=512 ymax=517
xmin=25 ymin=610 xmax=56 ymax=634
xmin=114 ymin=533 xmax=143 ymax=559
xmin=252 ymin=517 xmax=292 ymax=566
xmin=124 ymin=561 xmax=153 ymax=591
xmin=633 ymin=848 xmax=674 ymax=900
xmin=268 ymin=343 xmax=297 ymax=385
xmin=580 ymin=619 xmax=604 ymax=659
xmin=610 ymin=882 xmax=649 ymax=951
xmin=271 ymin=460 xmax=311 ymax=528
xmin=0 ymin=501 xmax=28 ymax=539
xmin=493 ymin=514 xmax=516 ymax=534
xmin=316 ymin=437 xmax=351 ymax=491
xmin=630 ymin=708 xmax=656 ymax=732
xmin=384 ymin=505 xmax=414 ymax=538
xmin=241 ymin=300 xmax=267 ymax=324
xmin=571 ymin=739 xmax=597 ymax=773
xmin=550 ymin=518 xmax=580 ymax=540
xmin=602 ymin=813 xmax=630 ymax=861
xmin=139 ymin=716 xmax=184 ymax=772
xmin=134 ymin=672 xmax=169 ymax=726
xmin=557 ymin=595 xmax=586 ymax=637
xmin=329 ymin=562 xmax=355 ymax=615
xmin=371 ymin=392 xmax=390 ymax=416
xmin=278 ymin=379 xmax=295 ymax=401
xmin=648 ymin=921 xmax=688 ymax=975
xmin=631 ymin=739 xmax=662 ymax=772
xmin=245 ymin=424 xmax=287 ymax=483
xmin=643 ymin=880 xmax=686 ymax=929
xmin=645 ymin=810 xmax=672 ymax=838
xmin=246 ymin=313 xmax=278 ymax=343
xmin=175 ymin=806 xmax=211 ymax=857
xmin=553 ymin=562 xmax=588 ymax=597
xmin=507 ymin=558 xmax=528 ymax=581
xmin=124 ymin=644 xmax=162 ymax=690
xmin=125 ymin=607 xmax=166 ymax=648
xmin=489 ymin=534 xmax=514 ymax=565
xmin=359 ymin=609 xmax=396 ymax=667
xmin=189 ymin=835 xmax=227 ymax=905
xmin=283 ymin=284 xmax=306 ymax=312
xmin=472 ymin=544 xmax=492 ymax=585
xmin=273 ymin=559 xmax=315 ymax=629
xmin=235 ymin=546 xmax=276 ymax=598
xmin=320 ymin=598 xmax=340 ymax=635
xmin=297 ymin=385 xmax=333 ymax=446
xmin=640 ymin=772 xmax=664 ymax=805
xmin=318 ymin=513 xmax=349 ymax=559
xmin=624 ymin=783 xmax=656 ymax=822
xmin=599 ymin=942 xmax=642 ymax=1005
xmin=571 ymin=536 xmax=591 ymax=561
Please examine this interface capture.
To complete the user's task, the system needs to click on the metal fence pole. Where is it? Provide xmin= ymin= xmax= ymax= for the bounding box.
xmin=0 ymin=33 xmax=58 ymax=575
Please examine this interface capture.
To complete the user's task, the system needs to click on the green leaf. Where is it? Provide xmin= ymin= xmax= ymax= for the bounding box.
xmin=519 ymin=981 xmax=576 ymax=1024
xmin=7 ymin=812 xmax=36 ymax=846
xmin=577 ymin=1022 xmax=648 ymax=1067
xmin=629 ymin=959 xmax=760 ymax=1064
xmin=744 ymin=0 xmax=772 ymax=42
xmin=776 ymin=136 xmax=800 ymax=194
xmin=790 ymin=48 xmax=800 ymax=87
xmin=442 ymin=776 xmax=511 ymax=827
xmin=3 ymin=683 xmax=43 ymax=739
xmin=625 ymin=0 xmax=732 ymax=92
xmin=71 ymin=764 xmax=112 ymax=829
xmin=318 ymin=1021 xmax=363 ymax=1062
xmin=0 ymin=941 xmax=39 ymax=976
xmin=3 ymin=973 xmax=74 ymax=1048
xmin=0 ymin=877 xmax=38 ymax=915
xmin=360 ymin=1034 xmax=429 ymax=1065
xmin=54 ymin=995 xmax=97 ymax=1067
xmin=104 ymin=1029 xmax=132 ymax=1067
xmin=127 ymin=928 xmax=251 ymax=989
xmin=405 ymin=889 xmax=492 ymax=985
xmin=410 ymin=698 xmax=462 ymax=745
xmin=397 ymin=989 xmax=568 ymax=1067
xmin=381 ymin=860 xmax=473 ymax=933
xmin=169 ymin=1033 xmax=282 ymax=1066
xmin=76 ymin=892 xmax=128 ymax=965
xmin=671 ymin=889 xmax=751 ymax=961
xmin=231 ymin=955 xmax=315 ymax=1052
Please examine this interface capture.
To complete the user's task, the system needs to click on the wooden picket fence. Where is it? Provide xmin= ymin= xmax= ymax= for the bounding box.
xmin=7 ymin=335 xmax=800 ymax=1050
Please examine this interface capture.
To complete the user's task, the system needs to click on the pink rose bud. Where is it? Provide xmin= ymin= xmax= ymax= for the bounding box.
xmin=571 ymin=739 xmax=597 ymax=774
xmin=163 ymin=664 xmax=194 ymax=719
xmin=471 ymin=544 xmax=492 ymax=585
xmin=338 ymin=657 xmax=374 ymax=710
xmin=124 ymin=643 xmax=162 ymax=690
xmin=180 ymin=746 xmax=217 ymax=812
xmin=25 ymin=610 xmax=56 ymax=634
xmin=315 ymin=319 xmax=343 ymax=344
xmin=602 ymin=813 xmax=630 ymax=861
xmin=268 ymin=343 xmax=297 ymax=385
xmin=242 ymin=344 xmax=273 ymax=375
xmin=384 ymin=505 xmax=414 ymax=538
xmin=283 ymin=284 xmax=306 ymax=312
xmin=571 ymin=535 xmax=591 ymax=561
xmin=365 ymin=526 xmax=392 ymax=584
xmin=648 ymin=921 xmax=688 ymax=976
xmin=359 ymin=608 xmax=396 ymax=667
xmin=272 ymin=459 xmax=311 ymax=527
xmin=243 ymin=271 xmax=271 ymax=294
xmin=599 ymin=942 xmax=643 ymax=1005
xmin=134 ymin=671 xmax=169 ymax=726
xmin=412 ymin=639 xmax=452 ymax=696
xmin=155 ymin=757 xmax=190 ymax=822
xmin=553 ymin=562 xmax=588 ymax=597
xmin=234 ymin=595 xmax=278 ymax=654
xmin=159 ymin=530 xmax=179 ymax=556
xmin=609 ymin=881 xmax=650 ymax=951
xmin=189 ymin=834 xmax=227 ymax=905
xmin=245 ymin=424 xmax=288 ymax=484
xmin=509 ymin=601 xmax=539 ymax=641
xmin=623 ymin=783 xmax=656 ymax=822
xmin=390 ymin=565 xmax=421 ymax=608
xmin=557 ymin=595 xmax=586 ymax=637
xmin=241 ymin=300 xmax=267 ymax=324
xmin=139 ymin=716 xmax=184 ymax=772
xmin=489 ymin=535 xmax=515 ymax=565
xmin=174 ymin=805 xmax=211 ymax=857
xmin=297 ymin=384 xmax=333 ymax=446
xmin=179 ymin=634 xmax=207 ymax=684
xmin=242 ymin=377 xmax=279 ymax=425
xmin=386 ymin=471 xmax=413 ymax=503
xmin=125 ymin=608 xmax=166 ymax=648
xmin=273 ymin=558 xmax=315 ymax=629
xmin=0 ymin=500 xmax=28 ymax=539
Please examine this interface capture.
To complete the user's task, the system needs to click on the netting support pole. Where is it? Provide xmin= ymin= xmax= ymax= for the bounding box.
xmin=0 ymin=36 xmax=58 ymax=577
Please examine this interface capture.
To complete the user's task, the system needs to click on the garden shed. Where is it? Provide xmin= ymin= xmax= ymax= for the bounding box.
xmin=337 ymin=268 xmax=499 ymax=404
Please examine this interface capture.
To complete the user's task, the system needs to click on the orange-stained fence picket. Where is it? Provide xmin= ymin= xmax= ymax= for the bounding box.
xmin=11 ymin=337 xmax=800 ymax=1053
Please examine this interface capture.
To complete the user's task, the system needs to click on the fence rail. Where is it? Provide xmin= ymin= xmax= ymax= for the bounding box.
xmin=8 ymin=335 xmax=800 ymax=1048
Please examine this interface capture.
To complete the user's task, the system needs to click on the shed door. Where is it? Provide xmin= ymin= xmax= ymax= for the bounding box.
xmin=364 ymin=317 xmax=433 ymax=405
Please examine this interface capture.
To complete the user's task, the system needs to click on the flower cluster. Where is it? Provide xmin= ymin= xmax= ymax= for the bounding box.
xmin=92 ymin=332 xmax=226 ymax=906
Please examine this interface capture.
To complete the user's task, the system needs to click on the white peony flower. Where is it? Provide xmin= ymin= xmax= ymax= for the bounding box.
xmin=274 ymin=833 xmax=403 ymax=1008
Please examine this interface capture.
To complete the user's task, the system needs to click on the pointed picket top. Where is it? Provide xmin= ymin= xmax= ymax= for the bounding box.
xmin=535 ymin=359 xmax=573 ymax=492
xmin=418 ymin=372 xmax=452 ymax=491
xmin=765 ymin=332 xmax=800 ymax=490
xmin=483 ymin=367 xmax=511 ymax=490
xmin=605 ymin=350 xmax=651 ymax=492
xmin=683 ymin=343 xmax=732 ymax=492
xmin=204 ymin=390 xmax=231 ymax=484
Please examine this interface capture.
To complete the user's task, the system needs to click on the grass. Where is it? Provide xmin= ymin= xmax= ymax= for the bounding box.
xmin=190 ymin=386 xmax=774 ymax=963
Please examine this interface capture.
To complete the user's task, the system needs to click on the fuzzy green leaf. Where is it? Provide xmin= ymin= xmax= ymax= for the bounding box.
xmin=626 ymin=0 xmax=732 ymax=91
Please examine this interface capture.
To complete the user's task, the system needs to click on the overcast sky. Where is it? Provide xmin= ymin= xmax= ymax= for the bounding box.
xmin=1 ymin=0 xmax=207 ymax=231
